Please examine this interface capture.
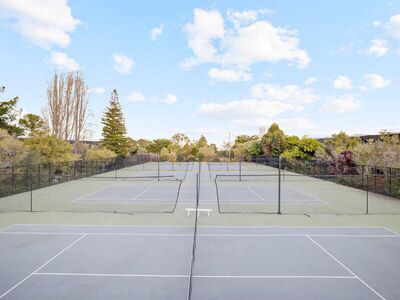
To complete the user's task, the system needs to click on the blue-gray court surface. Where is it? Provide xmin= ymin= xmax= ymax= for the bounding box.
xmin=0 ymin=224 xmax=399 ymax=299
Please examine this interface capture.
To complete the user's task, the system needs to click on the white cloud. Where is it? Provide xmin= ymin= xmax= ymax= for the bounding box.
xmin=305 ymin=76 xmax=318 ymax=85
xmin=250 ymin=83 xmax=319 ymax=104
xmin=333 ymin=75 xmax=352 ymax=89
xmin=150 ymin=24 xmax=164 ymax=41
xmin=321 ymin=94 xmax=360 ymax=113
xmin=126 ymin=91 xmax=146 ymax=103
xmin=385 ymin=14 xmax=400 ymax=39
xmin=198 ymin=83 xmax=318 ymax=126
xmin=252 ymin=117 xmax=315 ymax=130
xmin=182 ymin=8 xmax=310 ymax=70
xmin=199 ymin=99 xmax=303 ymax=122
xmin=160 ymin=93 xmax=177 ymax=104
xmin=227 ymin=9 xmax=258 ymax=28
xmin=208 ymin=68 xmax=252 ymax=82
xmin=88 ymin=87 xmax=105 ymax=95
xmin=49 ymin=51 xmax=79 ymax=71
xmin=365 ymin=39 xmax=389 ymax=57
xmin=364 ymin=73 xmax=391 ymax=89
xmin=112 ymin=53 xmax=134 ymax=74
xmin=182 ymin=8 xmax=225 ymax=67
xmin=0 ymin=0 xmax=80 ymax=49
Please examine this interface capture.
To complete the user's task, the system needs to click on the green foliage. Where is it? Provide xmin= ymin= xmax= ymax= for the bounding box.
xmin=187 ymin=154 xmax=196 ymax=161
xmin=0 ymin=129 xmax=30 ymax=167
xmin=171 ymin=133 xmax=190 ymax=145
xmin=159 ymin=147 xmax=170 ymax=161
xmin=23 ymin=133 xmax=80 ymax=163
xmin=147 ymin=139 xmax=171 ymax=154
xmin=260 ymin=123 xmax=286 ymax=156
xmin=19 ymin=113 xmax=46 ymax=136
xmin=234 ymin=135 xmax=259 ymax=145
xmin=352 ymin=134 xmax=400 ymax=169
xmin=197 ymin=135 xmax=208 ymax=148
xmin=85 ymin=146 xmax=116 ymax=160
xmin=168 ymin=151 xmax=177 ymax=162
xmin=323 ymin=131 xmax=360 ymax=161
xmin=0 ymin=88 xmax=23 ymax=136
xmin=198 ymin=145 xmax=216 ymax=161
xmin=282 ymin=136 xmax=322 ymax=161
xmin=101 ymin=89 xmax=129 ymax=156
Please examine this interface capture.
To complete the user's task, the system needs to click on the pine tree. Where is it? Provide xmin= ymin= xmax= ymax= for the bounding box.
xmin=101 ymin=89 xmax=129 ymax=156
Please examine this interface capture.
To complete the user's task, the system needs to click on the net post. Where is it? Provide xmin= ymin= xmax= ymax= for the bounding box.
xmin=30 ymin=175 xmax=33 ymax=212
xmin=278 ymin=155 xmax=282 ymax=214
xmin=239 ymin=156 xmax=242 ymax=182
xmin=158 ymin=160 xmax=160 ymax=181
xmin=361 ymin=165 xmax=364 ymax=189
xmin=366 ymin=175 xmax=369 ymax=214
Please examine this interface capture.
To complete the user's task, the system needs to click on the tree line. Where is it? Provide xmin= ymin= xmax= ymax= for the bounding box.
xmin=1 ymin=72 xmax=399 ymax=169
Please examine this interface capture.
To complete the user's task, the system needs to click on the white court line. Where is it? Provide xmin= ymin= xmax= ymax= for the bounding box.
xmin=72 ymin=182 xmax=123 ymax=203
xmin=4 ymin=224 xmax=397 ymax=231
xmin=33 ymin=272 xmax=356 ymax=279
xmin=0 ymin=224 xmax=19 ymax=232
xmin=283 ymin=185 xmax=328 ymax=205
xmin=130 ymin=185 xmax=153 ymax=201
xmin=0 ymin=232 xmax=193 ymax=236
xmin=0 ymin=232 xmax=398 ymax=238
xmin=2 ymin=224 xmax=194 ymax=228
xmin=34 ymin=272 xmax=188 ymax=278
xmin=246 ymin=186 xmax=266 ymax=201
xmin=0 ymin=234 xmax=87 ymax=299
xmin=307 ymin=236 xmax=386 ymax=300
xmin=193 ymin=275 xmax=357 ymax=279
xmin=381 ymin=227 xmax=400 ymax=235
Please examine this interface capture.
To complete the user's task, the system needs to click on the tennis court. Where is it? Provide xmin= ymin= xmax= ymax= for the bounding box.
xmin=0 ymin=225 xmax=399 ymax=299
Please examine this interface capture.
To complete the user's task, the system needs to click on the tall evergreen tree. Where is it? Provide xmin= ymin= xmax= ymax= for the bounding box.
xmin=101 ymin=89 xmax=129 ymax=156
xmin=0 ymin=87 xmax=23 ymax=136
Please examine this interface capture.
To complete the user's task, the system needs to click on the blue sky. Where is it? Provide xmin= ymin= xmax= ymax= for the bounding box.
xmin=0 ymin=0 xmax=399 ymax=145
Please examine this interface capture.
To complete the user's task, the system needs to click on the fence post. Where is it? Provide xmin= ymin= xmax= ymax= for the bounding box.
xmin=389 ymin=168 xmax=392 ymax=197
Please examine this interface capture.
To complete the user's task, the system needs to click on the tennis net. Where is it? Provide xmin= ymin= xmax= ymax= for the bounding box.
xmin=187 ymin=173 xmax=200 ymax=299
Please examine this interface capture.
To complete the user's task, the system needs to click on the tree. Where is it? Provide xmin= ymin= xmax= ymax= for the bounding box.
xmin=323 ymin=131 xmax=360 ymax=161
xmin=234 ymin=135 xmax=259 ymax=145
xmin=168 ymin=151 xmax=177 ymax=162
xmin=23 ymin=133 xmax=80 ymax=163
xmin=0 ymin=87 xmax=23 ymax=136
xmin=283 ymin=136 xmax=322 ymax=161
xmin=146 ymin=139 xmax=171 ymax=154
xmin=19 ymin=114 xmax=46 ymax=136
xmin=101 ymin=89 xmax=129 ymax=156
xmin=160 ymin=147 xmax=170 ymax=161
xmin=260 ymin=123 xmax=286 ymax=156
xmin=198 ymin=146 xmax=217 ymax=161
xmin=0 ymin=129 xmax=30 ymax=167
xmin=43 ymin=71 xmax=90 ymax=149
xmin=85 ymin=146 xmax=116 ymax=160
xmin=171 ymin=133 xmax=190 ymax=146
xmin=197 ymin=135 xmax=208 ymax=148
